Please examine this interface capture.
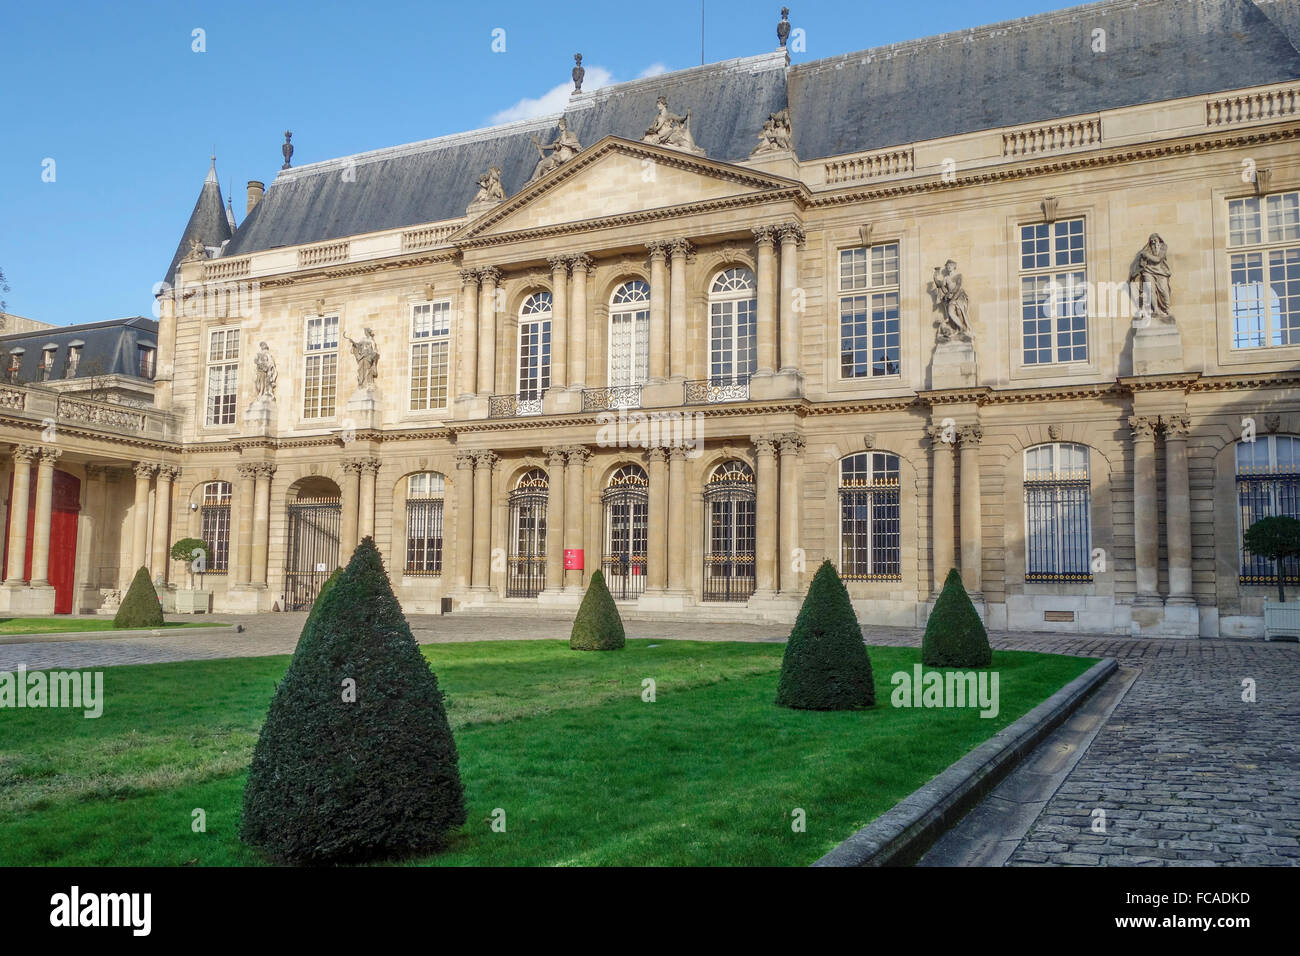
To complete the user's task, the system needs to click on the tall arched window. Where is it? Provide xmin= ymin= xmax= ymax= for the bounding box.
xmin=703 ymin=460 xmax=756 ymax=602
xmin=517 ymin=292 xmax=552 ymax=413
xmin=608 ymin=281 xmax=651 ymax=387
xmin=708 ymin=268 xmax=757 ymax=385
xmin=201 ymin=481 xmax=232 ymax=573
xmin=1024 ymin=443 xmax=1092 ymax=581
xmin=1237 ymin=434 xmax=1300 ymax=584
xmin=839 ymin=453 xmax=901 ymax=580
xmin=507 ymin=469 xmax=548 ymax=597
xmin=405 ymin=472 xmax=445 ymax=575
xmin=602 ymin=464 xmax=649 ymax=600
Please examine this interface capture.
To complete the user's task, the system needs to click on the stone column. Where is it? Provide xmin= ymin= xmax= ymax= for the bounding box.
xmin=669 ymin=239 xmax=692 ymax=380
xmin=4 ymin=446 xmax=37 ymax=584
xmin=338 ymin=460 xmax=361 ymax=565
xmin=929 ymin=425 xmax=956 ymax=592
xmin=958 ymin=426 xmax=983 ymax=597
xmin=235 ymin=463 xmax=256 ymax=585
xmin=457 ymin=269 xmax=480 ymax=398
xmin=251 ymin=463 xmax=274 ymax=587
xmin=568 ymin=254 xmax=591 ymax=390
xmin=544 ymin=447 xmax=567 ymax=593
xmin=130 ymin=462 xmax=156 ymax=576
xmin=753 ymin=226 xmax=778 ymax=375
xmin=777 ymin=224 xmax=805 ymax=373
xmin=753 ymin=435 xmax=778 ymax=597
xmin=149 ymin=465 xmax=178 ymax=583
xmin=471 ymin=451 xmax=497 ymax=591
xmin=29 ymin=447 xmax=62 ymax=587
xmin=548 ymin=257 xmax=569 ymax=390
xmin=358 ymin=458 xmax=380 ymax=542
xmin=454 ymin=452 xmax=475 ymax=593
xmin=646 ymin=447 xmax=668 ymax=593
xmin=777 ymin=433 xmax=804 ymax=594
xmin=78 ymin=464 xmax=104 ymax=594
xmin=564 ymin=446 xmax=590 ymax=591
xmin=647 ymin=241 xmax=670 ymax=383
xmin=667 ymin=446 xmax=688 ymax=594
xmin=477 ymin=267 xmax=501 ymax=395
xmin=1129 ymin=416 xmax=1160 ymax=604
xmin=1163 ymin=414 xmax=1194 ymax=605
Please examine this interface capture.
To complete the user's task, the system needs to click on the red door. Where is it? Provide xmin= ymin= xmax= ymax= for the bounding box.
xmin=2 ymin=470 xmax=81 ymax=614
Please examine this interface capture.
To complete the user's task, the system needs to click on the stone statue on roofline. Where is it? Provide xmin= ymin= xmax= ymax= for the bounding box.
xmin=183 ymin=237 xmax=207 ymax=262
xmin=930 ymin=260 xmax=972 ymax=344
xmin=528 ymin=118 xmax=583 ymax=183
xmin=751 ymin=107 xmax=794 ymax=155
xmin=572 ymin=53 xmax=585 ymax=93
xmin=1130 ymin=233 xmax=1173 ymax=324
xmin=475 ymin=166 xmax=506 ymax=202
xmin=642 ymin=96 xmax=703 ymax=155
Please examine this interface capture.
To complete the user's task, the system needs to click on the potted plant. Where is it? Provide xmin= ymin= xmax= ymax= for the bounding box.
xmin=170 ymin=537 xmax=213 ymax=614
xmin=1243 ymin=515 xmax=1300 ymax=641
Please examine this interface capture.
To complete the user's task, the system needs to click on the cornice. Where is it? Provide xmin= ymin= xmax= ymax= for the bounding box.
xmin=0 ymin=415 xmax=180 ymax=454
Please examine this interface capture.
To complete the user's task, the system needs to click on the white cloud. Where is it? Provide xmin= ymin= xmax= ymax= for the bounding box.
xmin=637 ymin=63 xmax=669 ymax=79
xmin=489 ymin=63 xmax=669 ymax=125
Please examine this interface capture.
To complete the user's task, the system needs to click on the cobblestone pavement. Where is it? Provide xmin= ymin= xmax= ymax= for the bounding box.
xmin=2 ymin=614 xmax=1296 ymax=866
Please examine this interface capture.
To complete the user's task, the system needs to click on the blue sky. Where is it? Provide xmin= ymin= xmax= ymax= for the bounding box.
xmin=1 ymin=0 xmax=1061 ymax=326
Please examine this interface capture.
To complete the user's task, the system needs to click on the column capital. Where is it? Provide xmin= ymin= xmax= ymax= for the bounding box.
xmin=471 ymin=450 xmax=500 ymax=470
xmin=254 ymin=463 xmax=277 ymax=479
xmin=645 ymin=446 xmax=669 ymax=465
xmin=341 ymin=459 xmax=364 ymax=476
xmin=156 ymin=464 xmax=181 ymax=481
xmin=957 ymin=424 xmax=983 ymax=446
xmin=668 ymin=445 xmax=691 ymax=462
xmin=37 ymin=446 xmax=63 ymax=464
xmin=926 ymin=423 xmax=957 ymax=450
xmin=236 ymin=462 xmax=259 ymax=480
xmin=547 ymin=255 xmax=571 ymax=275
xmin=476 ymin=266 xmax=503 ymax=285
xmin=752 ymin=224 xmax=779 ymax=247
xmin=564 ymin=445 xmax=591 ymax=467
xmin=567 ymin=253 xmax=593 ymax=274
xmin=750 ymin=434 xmax=778 ymax=457
xmin=359 ymin=457 xmax=382 ymax=476
xmin=84 ymin=464 xmax=105 ymax=480
xmin=668 ymin=237 xmax=694 ymax=259
xmin=133 ymin=462 xmax=158 ymax=480
xmin=1162 ymin=414 xmax=1191 ymax=439
xmin=776 ymin=432 xmax=805 ymax=456
xmin=459 ymin=268 xmax=480 ymax=286
xmin=454 ymin=450 xmax=476 ymax=470
xmin=1128 ymin=415 xmax=1159 ymax=441
xmin=776 ymin=222 xmax=806 ymax=246
xmin=645 ymin=239 xmax=671 ymax=261
xmin=12 ymin=444 xmax=40 ymax=464
xmin=544 ymin=446 xmax=569 ymax=467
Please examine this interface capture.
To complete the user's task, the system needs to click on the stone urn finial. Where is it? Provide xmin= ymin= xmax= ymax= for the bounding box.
xmin=777 ymin=7 xmax=791 ymax=48
xmin=281 ymin=130 xmax=294 ymax=170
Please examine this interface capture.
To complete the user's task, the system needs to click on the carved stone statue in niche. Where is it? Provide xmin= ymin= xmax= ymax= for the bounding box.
xmin=528 ymin=118 xmax=582 ymax=183
xmin=751 ymin=107 xmax=793 ymax=155
xmin=642 ymin=96 xmax=702 ymax=154
xmin=345 ymin=327 xmax=379 ymax=390
xmin=1130 ymin=233 xmax=1173 ymax=323
xmin=253 ymin=341 xmax=278 ymax=402
xmin=930 ymin=260 xmax=972 ymax=343
xmin=475 ymin=166 xmax=506 ymax=203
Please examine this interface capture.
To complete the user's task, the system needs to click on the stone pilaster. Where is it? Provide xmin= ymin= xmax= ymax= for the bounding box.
xmin=1129 ymin=415 xmax=1161 ymax=605
xmin=476 ymin=267 xmax=502 ymax=396
xmin=753 ymin=226 xmax=778 ymax=375
xmin=544 ymin=447 xmax=567 ymax=594
xmin=471 ymin=451 xmax=498 ymax=591
xmin=454 ymin=452 xmax=476 ymax=593
xmin=564 ymin=445 xmax=590 ymax=591
xmin=338 ymin=460 xmax=362 ymax=564
xmin=1163 ymin=414 xmax=1194 ymax=606
xmin=29 ymin=447 xmax=63 ymax=587
xmin=777 ymin=223 xmax=805 ymax=373
xmin=928 ymin=424 xmax=956 ymax=593
xmin=130 ymin=462 xmax=157 ymax=577
xmin=777 ymin=432 xmax=804 ymax=594
xmin=646 ymin=241 xmax=670 ymax=383
xmin=457 ymin=269 xmax=480 ymax=398
xmin=568 ymin=254 xmax=592 ymax=390
xmin=548 ymin=256 xmax=570 ymax=390
xmin=358 ymin=458 xmax=380 ymax=542
xmin=251 ymin=463 xmax=275 ymax=588
xmin=958 ymin=425 xmax=983 ymax=597
xmin=667 ymin=446 xmax=689 ymax=594
xmin=668 ymin=239 xmax=692 ymax=380
xmin=150 ymin=464 xmax=179 ymax=584
xmin=752 ymin=435 xmax=778 ymax=597
xmin=3 ymin=446 xmax=37 ymax=584
xmin=235 ymin=463 xmax=257 ymax=585
xmin=646 ymin=447 xmax=669 ymax=593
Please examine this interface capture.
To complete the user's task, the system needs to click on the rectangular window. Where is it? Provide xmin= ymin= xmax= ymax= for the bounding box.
xmin=1237 ymin=436 xmax=1300 ymax=583
xmin=200 ymin=482 xmax=232 ymax=574
xmin=405 ymin=474 xmax=445 ymax=575
xmin=409 ymin=301 xmax=451 ymax=411
xmin=1229 ymin=192 xmax=1300 ymax=349
xmin=205 ymin=328 xmax=241 ymax=426
xmin=302 ymin=315 xmax=339 ymax=419
xmin=839 ymin=453 xmax=901 ymax=580
xmin=1019 ymin=218 xmax=1088 ymax=365
xmin=138 ymin=346 xmax=156 ymax=379
xmin=1024 ymin=444 xmax=1092 ymax=581
xmin=839 ymin=242 xmax=900 ymax=378
xmin=517 ymin=318 xmax=551 ymax=402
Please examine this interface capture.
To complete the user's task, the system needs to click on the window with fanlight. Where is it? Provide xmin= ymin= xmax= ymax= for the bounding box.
xmin=608 ymin=281 xmax=651 ymax=387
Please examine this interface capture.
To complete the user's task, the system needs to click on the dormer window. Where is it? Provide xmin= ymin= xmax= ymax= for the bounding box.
xmin=8 ymin=348 xmax=24 ymax=384
xmin=138 ymin=346 xmax=156 ymax=379
xmin=65 ymin=341 xmax=84 ymax=378
xmin=40 ymin=345 xmax=57 ymax=381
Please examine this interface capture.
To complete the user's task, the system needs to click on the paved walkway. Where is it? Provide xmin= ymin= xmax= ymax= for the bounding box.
xmin=2 ymin=614 xmax=1296 ymax=866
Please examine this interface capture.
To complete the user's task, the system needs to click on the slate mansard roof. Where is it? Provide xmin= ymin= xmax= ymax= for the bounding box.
xmin=0 ymin=316 xmax=158 ymax=383
xmin=202 ymin=0 xmax=1300 ymax=263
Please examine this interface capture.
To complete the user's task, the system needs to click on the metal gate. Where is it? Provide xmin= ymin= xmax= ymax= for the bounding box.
xmin=285 ymin=497 xmax=342 ymax=610
xmin=703 ymin=461 xmax=756 ymax=602
xmin=507 ymin=471 xmax=548 ymax=597
xmin=602 ymin=465 xmax=648 ymax=600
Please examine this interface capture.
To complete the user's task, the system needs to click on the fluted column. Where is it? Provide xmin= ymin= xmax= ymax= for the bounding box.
xmin=130 ymin=462 xmax=156 ymax=576
xmin=669 ymin=239 xmax=691 ymax=379
xmin=929 ymin=425 xmax=956 ymax=592
xmin=251 ymin=463 xmax=274 ymax=587
xmin=753 ymin=435 xmax=778 ymax=596
xmin=28 ymin=447 xmax=62 ymax=587
xmin=777 ymin=433 xmax=804 ymax=594
xmin=149 ymin=465 xmax=178 ymax=583
xmin=548 ymin=257 xmax=569 ymax=390
xmin=647 ymin=242 xmax=670 ymax=383
xmin=338 ymin=461 xmax=361 ymax=564
xmin=477 ymin=267 xmax=501 ymax=396
xmin=4 ymin=446 xmax=37 ymax=584
xmin=235 ymin=463 xmax=256 ymax=585
xmin=777 ymin=224 xmax=804 ymax=373
xmin=646 ymin=447 xmax=668 ymax=593
xmin=568 ymin=254 xmax=591 ymax=390
xmin=958 ymin=426 xmax=983 ymax=596
xmin=1164 ymin=414 xmax=1193 ymax=605
xmin=564 ymin=446 xmax=590 ymax=591
xmin=667 ymin=446 xmax=688 ymax=594
xmin=457 ymin=269 xmax=480 ymax=398
xmin=471 ymin=451 xmax=497 ymax=591
xmin=358 ymin=458 xmax=380 ymax=542
xmin=753 ymin=226 xmax=778 ymax=374
xmin=544 ymin=447 xmax=567 ymax=593
xmin=454 ymin=452 xmax=475 ymax=592
xmin=1129 ymin=416 xmax=1160 ymax=603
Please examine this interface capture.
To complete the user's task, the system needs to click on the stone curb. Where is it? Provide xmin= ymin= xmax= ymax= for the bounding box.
xmin=0 ymin=624 xmax=240 ymax=645
xmin=813 ymin=656 xmax=1119 ymax=868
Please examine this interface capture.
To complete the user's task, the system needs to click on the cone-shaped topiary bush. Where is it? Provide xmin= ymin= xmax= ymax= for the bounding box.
xmin=113 ymin=566 xmax=164 ymax=629
xmin=569 ymin=569 xmax=625 ymax=651
xmin=776 ymin=560 xmax=874 ymax=710
xmin=921 ymin=568 xmax=992 ymax=668
xmin=240 ymin=537 xmax=465 ymax=864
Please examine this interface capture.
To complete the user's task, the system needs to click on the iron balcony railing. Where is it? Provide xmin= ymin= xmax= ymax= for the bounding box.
xmin=582 ymin=384 xmax=642 ymax=411
xmin=488 ymin=394 xmax=544 ymax=419
xmin=684 ymin=374 xmax=752 ymax=405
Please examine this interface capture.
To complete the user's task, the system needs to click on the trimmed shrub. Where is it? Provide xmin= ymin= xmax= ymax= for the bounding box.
xmin=569 ymin=569 xmax=625 ymax=651
xmin=921 ymin=568 xmax=992 ymax=668
xmin=776 ymin=560 xmax=874 ymax=710
xmin=240 ymin=537 xmax=465 ymax=864
xmin=113 ymin=566 xmax=164 ymax=629
xmin=1243 ymin=515 xmax=1300 ymax=603
xmin=169 ymin=537 xmax=211 ymax=587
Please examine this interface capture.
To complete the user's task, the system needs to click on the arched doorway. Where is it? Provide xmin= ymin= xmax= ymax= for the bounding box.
xmin=284 ymin=477 xmax=341 ymax=610
xmin=1 ymin=469 xmax=80 ymax=614
xmin=602 ymin=464 xmax=648 ymax=600
xmin=703 ymin=460 xmax=756 ymax=602
xmin=507 ymin=469 xmax=548 ymax=597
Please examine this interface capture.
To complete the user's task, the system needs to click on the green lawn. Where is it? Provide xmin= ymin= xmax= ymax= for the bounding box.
xmin=0 ymin=640 xmax=1094 ymax=866
xmin=0 ymin=617 xmax=224 ymax=635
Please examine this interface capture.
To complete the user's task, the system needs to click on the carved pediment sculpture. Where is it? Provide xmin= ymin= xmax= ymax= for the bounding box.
xmin=929 ymin=259 xmax=972 ymax=344
xmin=527 ymin=118 xmax=583 ymax=184
xmin=1129 ymin=233 xmax=1173 ymax=324
xmin=751 ymin=107 xmax=793 ymax=156
xmin=642 ymin=96 xmax=704 ymax=155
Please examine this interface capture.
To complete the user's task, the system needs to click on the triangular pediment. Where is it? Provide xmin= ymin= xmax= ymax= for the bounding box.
xmin=457 ymin=137 xmax=802 ymax=240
